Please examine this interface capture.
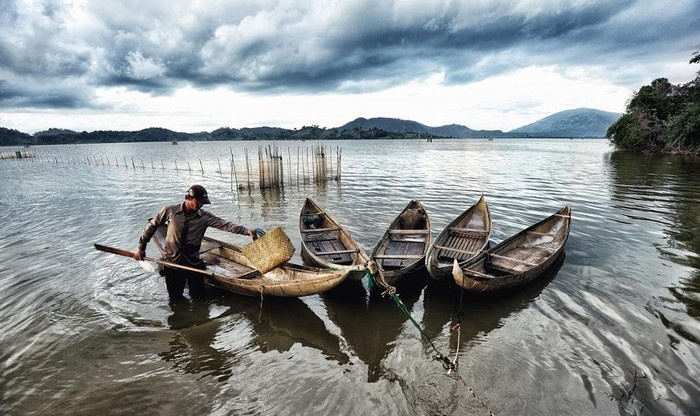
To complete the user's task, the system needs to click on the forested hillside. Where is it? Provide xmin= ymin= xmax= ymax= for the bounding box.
xmin=607 ymin=53 xmax=700 ymax=153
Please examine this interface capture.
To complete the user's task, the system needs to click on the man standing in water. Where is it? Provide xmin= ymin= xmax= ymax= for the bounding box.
xmin=133 ymin=184 xmax=258 ymax=302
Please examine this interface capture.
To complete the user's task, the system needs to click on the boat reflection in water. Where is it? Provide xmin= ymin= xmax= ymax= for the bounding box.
xmin=159 ymin=290 xmax=349 ymax=381
xmin=422 ymin=254 xmax=565 ymax=353
xmin=322 ymin=276 xmax=427 ymax=382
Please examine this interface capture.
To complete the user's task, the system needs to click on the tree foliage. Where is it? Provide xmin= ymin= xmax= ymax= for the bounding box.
xmin=607 ymin=53 xmax=700 ymax=153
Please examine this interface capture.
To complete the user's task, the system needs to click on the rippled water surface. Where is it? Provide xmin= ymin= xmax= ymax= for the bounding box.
xmin=1 ymin=139 xmax=699 ymax=415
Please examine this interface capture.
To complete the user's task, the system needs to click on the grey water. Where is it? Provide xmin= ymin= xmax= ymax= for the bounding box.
xmin=1 ymin=139 xmax=699 ymax=415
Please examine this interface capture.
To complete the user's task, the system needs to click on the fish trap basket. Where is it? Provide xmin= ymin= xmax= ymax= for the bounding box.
xmin=241 ymin=226 xmax=296 ymax=273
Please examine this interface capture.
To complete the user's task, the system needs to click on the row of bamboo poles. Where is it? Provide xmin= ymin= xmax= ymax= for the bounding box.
xmin=248 ymin=144 xmax=341 ymax=190
xmin=0 ymin=149 xmax=38 ymax=159
xmin=8 ymin=145 xmax=341 ymax=190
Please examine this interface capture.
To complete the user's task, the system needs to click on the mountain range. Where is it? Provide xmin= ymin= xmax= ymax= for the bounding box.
xmin=0 ymin=108 xmax=621 ymax=146
xmin=337 ymin=108 xmax=621 ymax=138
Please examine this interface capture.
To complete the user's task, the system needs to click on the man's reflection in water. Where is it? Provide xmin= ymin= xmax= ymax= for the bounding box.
xmin=157 ymin=291 xmax=351 ymax=382
xmin=159 ymin=299 xmax=232 ymax=382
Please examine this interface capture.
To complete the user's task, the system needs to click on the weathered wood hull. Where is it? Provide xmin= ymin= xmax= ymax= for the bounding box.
xmin=153 ymin=232 xmax=348 ymax=297
xmin=371 ymin=200 xmax=431 ymax=286
xmin=453 ymin=205 xmax=571 ymax=294
xmin=299 ymin=198 xmax=371 ymax=281
xmin=426 ymin=195 xmax=491 ymax=280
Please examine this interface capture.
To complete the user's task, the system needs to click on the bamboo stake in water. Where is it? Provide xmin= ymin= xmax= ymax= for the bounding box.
xmin=231 ymin=157 xmax=238 ymax=191
xmin=288 ymin=147 xmax=292 ymax=187
xmin=258 ymin=146 xmax=264 ymax=189
xmin=336 ymin=147 xmax=342 ymax=181
xmin=244 ymin=148 xmax=251 ymax=189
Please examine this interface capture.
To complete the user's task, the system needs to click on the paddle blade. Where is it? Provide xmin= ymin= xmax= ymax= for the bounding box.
xmin=139 ymin=261 xmax=156 ymax=273
xmin=452 ymin=259 xmax=464 ymax=283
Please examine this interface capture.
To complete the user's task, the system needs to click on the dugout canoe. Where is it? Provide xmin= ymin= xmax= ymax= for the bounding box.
xmin=370 ymin=200 xmax=431 ymax=286
xmin=425 ymin=195 xmax=491 ymax=280
xmin=299 ymin=197 xmax=371 ymax=281
xmin=151 ymin=230 xmax=349 ymax=297
xmin=452 ymin=205 xmax=571 ymax=294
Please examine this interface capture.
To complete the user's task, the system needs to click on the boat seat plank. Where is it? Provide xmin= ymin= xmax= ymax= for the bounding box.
xmin=389 ymin=229 xmax=430 ymax=235
xmin=374 ymin=254 xmax=425 ymax=259
xmin=304 ymin=232 xmax=339 ymax=242
xmin=392 ymin=237 xmax=427 ymax=243
xmin=301 ymin=227 xmax=342 ymax=233
xmin=449 ymin=227 xmax=490 ymax=235
xmin=314 ymin=248 xmax=360 ymax=256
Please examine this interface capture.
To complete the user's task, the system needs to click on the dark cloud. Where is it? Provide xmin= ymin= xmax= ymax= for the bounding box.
xmin=0 ymin=80 xmax=89 ymax=108
xmin=0 ymin=0 xmax=698 ymax=110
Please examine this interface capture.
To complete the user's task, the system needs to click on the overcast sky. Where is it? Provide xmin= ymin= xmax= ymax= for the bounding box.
xmin=1 ymin=0 xmax=699 ymax=134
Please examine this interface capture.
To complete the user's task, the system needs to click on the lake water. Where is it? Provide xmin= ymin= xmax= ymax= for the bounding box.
xmin=1 ymin=139 xmax=699 ymax=415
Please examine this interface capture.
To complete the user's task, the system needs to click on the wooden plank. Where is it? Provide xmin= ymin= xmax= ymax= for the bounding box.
xmin=301 ymin=227 xmax=342 ymax=233
xmin=489 ymin=253 xmax=539 ymax=267
xmin=389 ymin=229 xmax=430 ymax=235
xmin=304 ymin=233 xmax=338 ymax=242
xmin=373 ymin=254 xmax=424 ymax=259
xmin=314 ymin=248 xmax=359 ymax=256
xmin=393 ymin=237 xmax=427 ymax=243
xmin=449 ymin=227 xmax=489 ymax=234
xmin=526 ymin=231 xmax=557 ymax=236
xmin=433 ymin=244 xmax=479 ymax=255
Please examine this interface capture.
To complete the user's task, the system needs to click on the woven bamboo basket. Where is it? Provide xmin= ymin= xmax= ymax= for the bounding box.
xmin=241 ymin=226 xmax=296 ymax=273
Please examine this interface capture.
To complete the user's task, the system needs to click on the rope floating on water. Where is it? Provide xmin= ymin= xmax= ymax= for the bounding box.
xmin=366 ymin=264 xmax=496 ymax=416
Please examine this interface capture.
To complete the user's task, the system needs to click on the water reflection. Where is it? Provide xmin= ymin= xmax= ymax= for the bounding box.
xmin=607 ymin=152 xmax=700 ymax=340
xmin=423 ymin=255 xmax=564 ymax=351
xmin=159 ymin=291 xmax=349 ymax=382
xmin=160 ymin=299 xmax=234 ymax=381
xmin=245 ymin=296 xmax=349 ymax=364
xmin=321 ymin=276 xmax=425 ymax=382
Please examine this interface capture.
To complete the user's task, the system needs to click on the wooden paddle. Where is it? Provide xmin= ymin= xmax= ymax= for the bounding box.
xmin=94 ymin=244 xmax=216 ymax=277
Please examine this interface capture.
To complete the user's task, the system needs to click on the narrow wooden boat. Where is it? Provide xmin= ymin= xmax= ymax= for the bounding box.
xmin=425 ymin=195 xmax=491 ymax=280
xmin=452 ymin=205 xmax=571 ymax=294
xmin=370 ymin=200 xmax=431 ymax=286
xmin=152 ymin=230 xmax=349 ymax=297
xmin=299 ymin=197 xmax=371 ymax=280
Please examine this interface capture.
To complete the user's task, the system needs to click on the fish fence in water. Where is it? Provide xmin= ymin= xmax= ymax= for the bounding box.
xmin=233 ymin=144 xmax=342 ymax=191
xmin=0 ymin=148 xmax=38 ymax=159
xmin=21 ymin=143 xmax=342 ymax=191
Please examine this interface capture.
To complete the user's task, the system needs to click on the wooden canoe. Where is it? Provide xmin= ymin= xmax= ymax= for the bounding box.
xmin=425 ymin=195 xmax=491 ymax=280
xmin=452 ymin=205 xmax=571 ymax=294
xmin=152 ymin=230 xmax=349 ymax=297
xmin=370 ymin=200 xmax=431 ymax=286
xmin=299 ymin=197 xmax=371 ymax=281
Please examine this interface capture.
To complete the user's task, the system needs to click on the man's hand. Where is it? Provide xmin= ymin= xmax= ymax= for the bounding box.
xmin=247 ymin=229 xmax=258 ymax=241
xmin=133 ymin=248 xmax=145 ymax=261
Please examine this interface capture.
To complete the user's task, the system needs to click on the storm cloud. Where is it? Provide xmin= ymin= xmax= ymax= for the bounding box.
xmin=0 ymin=0 xmax=698 ymax=132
